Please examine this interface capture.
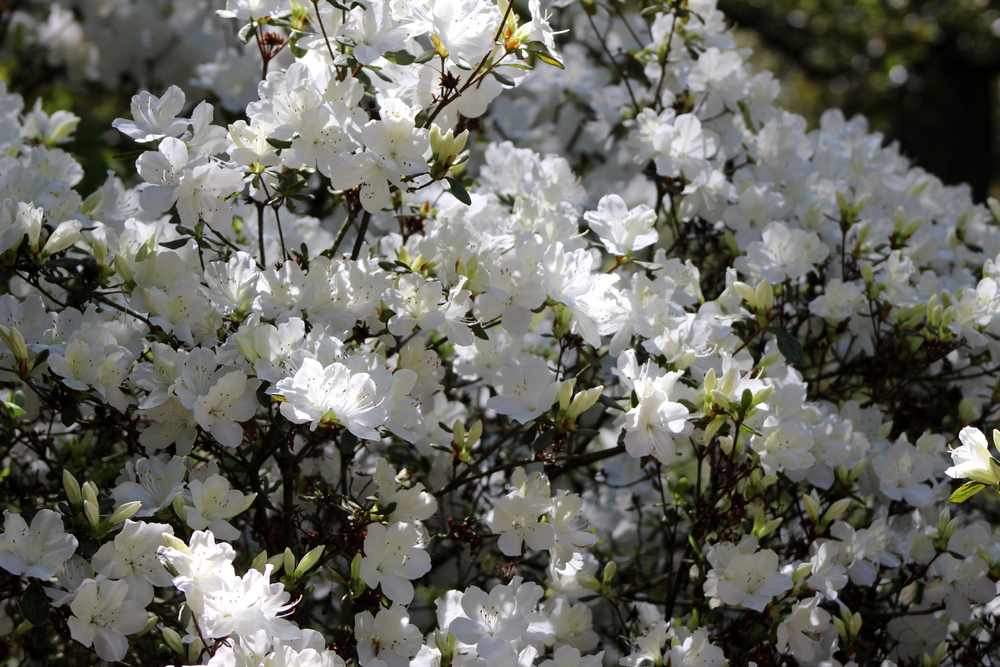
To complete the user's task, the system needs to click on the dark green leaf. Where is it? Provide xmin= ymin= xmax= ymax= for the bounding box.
xmin=61 ymin=402 xmax=78 ymax=427
xmin=598 ymin=394 xmax=625 ymax=412
xmin=470 ymin=321 xmax=490 ymax=340
xmin=383 ymin=49 xmax=416 ymax=65
xmin=771 ymin=327 xmax=804 ymax=364
xmin=950 ymin=481 xmax=987 ymax=503
xmin=370 ymin=67 xmax=393 ymax=83
xmin=159 ymin=238 xmax=191 ymax=250
xmin=256 ymin=381 xmax=272 ymax=407
xmin=740 ymin=388 xmax=753 ymax=413
xmin=266 ymin=138 xmax=294 ymax=150
xmin=340 ymin=430 xmax=358 ymax=452
xmin=446 ymin=176 xmax=472 ymax=205
xmin=491 ymin=71 xmax=515 ymax=87
xmin=414 ymin=49 xmax=437 ymax=64
xmin=22 ymin=581 xmax=50 ymax=626
xmin=532 ymin=429 xmax=555 ymax=453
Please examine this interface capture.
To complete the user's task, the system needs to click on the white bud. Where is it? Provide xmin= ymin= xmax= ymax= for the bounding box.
xmin=63 ymin=470 xmax=82 ymax=506
xmin=108 ymin=501 xmax=142 ymax=526
xmin=83 ymin=499 xmax=101 ymax=527
xmin=40 ymin=220 xmax=82 ymax=257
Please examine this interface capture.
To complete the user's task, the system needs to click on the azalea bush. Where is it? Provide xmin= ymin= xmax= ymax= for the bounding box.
xmin=4 ymin=1 xmax=1000 ymax=667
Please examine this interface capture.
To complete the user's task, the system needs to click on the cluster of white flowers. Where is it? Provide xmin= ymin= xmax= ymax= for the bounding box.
xmin=4 ymin=0 xmax=1000 ymax=666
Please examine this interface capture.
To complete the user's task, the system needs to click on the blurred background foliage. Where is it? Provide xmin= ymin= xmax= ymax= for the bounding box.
xmin=723 ymin=0 xmax=1000 ymax=202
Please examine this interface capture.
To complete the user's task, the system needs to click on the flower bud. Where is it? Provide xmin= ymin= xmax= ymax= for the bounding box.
xmin=750 ymin=385 xmax=773 ymax=408
xmin=567 ymin=385 xmax=603 ymax=418
xmin=703 ymin=368 xmax=716 ymax=395
xmin=83 ymin=499 xmax=101 ymax=527
xmin=822 ymin=498 xmax=852 ymax=524
xmin=835 ymin=190 xmax=850 ymax=218
xmin=40 ymin=220 xmax=82 ymax=258
xmin=557 ymin=379 xmax=575 ymax=412
xmin=959 ymin=396 xmax=976 ymax=424
xmin=113 ymin=253 xmax=134 ymax=287
xmin=137 ymin=614 xmax=159 ymax=637
xmin=467 ymin=420 xmax=483 ymax=447
xmin=603 ymin=560 xmax=617 ymax=584
xmin=162 ymin=533 xmax=190 ymax=554
xmin=92 ymin=238 xmax=107 ymax=265
xmin=732 ymin=281 xmax=757 ymax=309
xmin=62 ymin=469 xmax=82 ymax=506
xmin=0 ymin=325 xmax=29 ymax=364
xmin=855 ymin=219 xmax=871 ymax=246
xmin=251 ymin=550 xmax=269 ymax=573
xmin=171 ymin=493 xmax=187 ymax=522
xmin=860 ymin=262 xmax=873 ymax=285
xmin=853 ymin=192 xmax=872 ymax=215
xmin=989 ymin=197 xmax=1000 ymax=224
xmin=893 ymin=206 xmax=906 ymax=232
xmin=802 ymin=492 xmax=820 ymax=523
xmin=755 ymin=279 xmax=773 ymax=315
xmin=850 ymin=611 xmax=862 ymax=636
xmin=108 ymin=501 xmax=142 ymax=527
xmin=162 ymin=626 xmax=185 ymax=655
xmin=188 ymin=639 xmax=205 ymax=664
xmin=902 ymin=217 xmax=923 ymax=238
xmin=792 ymin=562 xmax=813 ymax=583
xmin=232 ymin=329 xmax=260 ymax=364
xmin=81 ymin=481 xmax=98 ymax=507
xmin=295 ymin=545 xmax=325 ymax=577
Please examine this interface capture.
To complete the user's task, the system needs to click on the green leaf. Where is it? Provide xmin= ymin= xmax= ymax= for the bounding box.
xmin=383 ymin=49 xmax=416 ymax=66
xmin=491 ymin=71 xmax=515 ymax=87
xmin=159 ymin=238 xmax=191 ymax=250
xmin=532 ymin=428 xmax=555 ymax=453
xmin=61 ymin=402 xmax=78 ymax=427
xmin=266 ymin=137 xmax=294 ymax=150
xmin=950 ymin=481 xmax=987 ymax=503
xmin=256 ymin=381 xmax=272 ymax=407
xmin=2 ymin=402 xmax=25 ymax=419
xmin=446 ymin=176 xmax=472 ymax=205
xmin=22 ymin=581 xmax=50 ymax=626
xmin=598 ymin=394 xmax=625 ymax=412
xmin=740 ymin=388 xmax=753 ymax=413
xmin=771 ymin=327 xmax=804 ymax=364
xmin=340 ymin=430 xmax=358 ymax=452
xmin=414 ymin=49 xmax=437 ymax=64
xmin=238 ymin=22 xmax=255 ymax=44
xmin=525 ymin=44 xmax=564 ymax=69
xmin=470 ymin=321 xmax=490 ymax=340
xmin=369 ymin=66 xmax=393 ymax=83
